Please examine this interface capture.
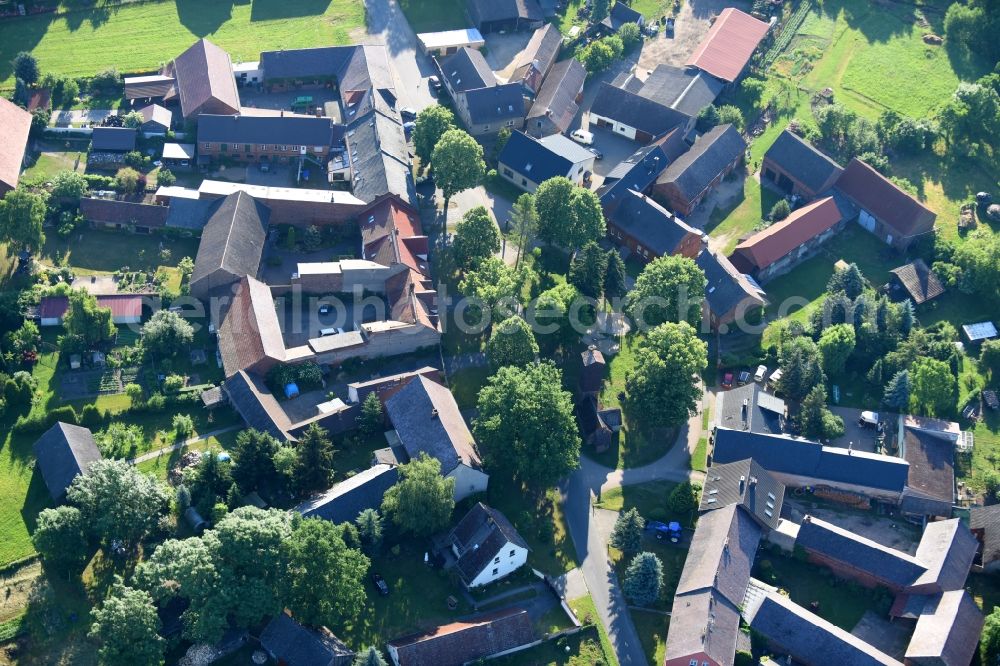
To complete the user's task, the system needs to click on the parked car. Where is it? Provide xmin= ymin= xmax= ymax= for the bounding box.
xmin=403 ymin=121 xmax=416 ymax=135
xmin=645 ymin=521 xmax=682 ymax=543
xmin=372 ymin=573 xmax=389 ymax=596
xmin=570 ymin=129 xmax=594 ymax=145
xmin=588 ymin=146 xmax=603 ymax=160
xmin=428 ymin=75 xmax=442 ymax=92
xmin=319 ymin=327 xmax=345 ymax=337
xmin=400 ymin=107 xmax=418 ymax=120
xmin=754 ymin=365 xmax=767 ymax=383
xmin=767 ymin=368 xmax=782 ymax=390
xmin=738 ymin=370 xmax=751 ymax=385
xmin=858 ymin=411 xmax=879 ymax=429
xmin=721 ymin=372 xmax=733 ymax=390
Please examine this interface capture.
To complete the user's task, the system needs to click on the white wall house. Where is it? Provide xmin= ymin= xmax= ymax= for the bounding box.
xmin=448 ymin=503 xmax=529 ymax=588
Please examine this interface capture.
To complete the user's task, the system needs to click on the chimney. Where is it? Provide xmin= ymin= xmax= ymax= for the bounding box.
xmin=739 ymin=475 xmax=746 ymax=493
xmin=430 ymin=408 xmax=439 ymax=419
xmin=848 ymin=442 xmax=853 ymax=455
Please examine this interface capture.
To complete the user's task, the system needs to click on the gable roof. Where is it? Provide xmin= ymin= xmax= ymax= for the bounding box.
xmin=297 ymin=464 xmax=399 ymax=524
xmin=498 ymin=130 xmax=576 ymax=183
xmin=123 ymin=74 xmax=176 ymax=100
xmin=223 ymin=370 xmax=292 ymax=440
xmin=657 ymin=123 xmax=746 ymax=201
xmin=900 ymin=426 xmax=955 ymax=516
xmin=439 ymin=47 xmax=496 ymax=93
xmin=714 ymin=383 xmax=786 ymax=435
xmin=700 ymin=458 xmax=785 ymax=530
xmin=171 ymin=39 xmax=241 ymax=118
xmin=360 ymin=195 xmax=428 ymax=275
xmin=217 ymin=277 xmax=287 ymax=377
xmin=730 ymin=195 xmax=851 ymax=271
xmin=343 ymin=106 xmax=416 ymax=206
xmin=597 ymin=135 xmax=683 ymax=206
xmin=911 ymin=518 xmax=977 ymax=593
xmin=905 ymin=590 xmax=983 ymax=666
xmin=638 ymin=65 xmax=724 ymax=116
xmin=0 ymin=97 xmax=31 ymax=192
xmin=139 ymin=104 xmax=172 ymax=129
xmin=38 ymin=293 xmax=146 ymax=323
xmin=260 ymin=613 xmax=354 ymax=666
xmin=590 ymin=82 xmax=690 ymax=139
xmin=511 ymin=23 xmax=561 ymax=90
xmin=686 ymin=8 xmax=770 ymax=82
xmin=467 ymin=0 xmax=543 ymax=25
xmin=450 ymin=503 xmax=529 ymax=583
xmin=384 ymin=375 xmax=480 ymax=473
xmin=764 ymin=129 xmax=843 ymax=193
xmin=605 ymin=189 xmax=701 ymax=256
xmin=32 ymin=422 xmax=102 ymax=500
xmin=603 ymin=1 xmax=643 ymax=30
xmin=91 ymin=127 xmax=138 ymax=152
xmin=387 ymin=607 xmax=534 ymax=666
xmin=190 ymin=191 xmax=270 ymax=290
xmin=676 ymin=504 xmax=761 ymax=606
xmin=666 ymin=588 xmax=744 ymax=665
xmin=970 ymin=504 xmax=1000 ymax=566
xmin=198 ymin=114 xmax=339 ymax=147
xmin=259 ymin=45 xmax=356 ymax=82
xmin=79 ymin=198 xmax=170 ymax=228
xmin=697 ymin=246 xmax=767 ymax=321
xmin=889 ymin=259 xmax=944 ymax=304
xmin=526 ymin=59 xmax=586 ymax=131
xmin=834 ymin=158 xmax=936 ymax=237
xmin=465 ymin=83 xmax=525 ymax=125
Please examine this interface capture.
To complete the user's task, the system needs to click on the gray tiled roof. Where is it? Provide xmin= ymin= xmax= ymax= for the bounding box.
xmin=450 ymin=503 xmax=528 ymax=583
xmin=439 ymin=47 xmax=496 ymax=93
xmin=676 ymin=504 xmax=761 ymax=606
xmin=714 ymin=383 xmax=785 ymax=435
xmin=190 ymin=191 xmax=270 ymax=293
xmin=498 ymin=130 xmax=574 ymax=183
xmin=597 ymin=139 xmax=680 ymax=206
xmin=465 ymin=83 xmax=525 ymax=125
xmin=297 ymin=464 xmax=399 ymax=524
xmin=91 ymin=127 xmax=137 ymax=152
xmin=198 ymin=114 xmax=339 ymax=147
xmin=32 ymin=422 xmax=102 ymax=501
xmin=602 ymin=1 xmax=643 ymax=30
xmin=260 ymin=613 xmax=354 ymax=666
xmin=80 ymin=198 xmax=169 ymax=228
xmin=697 ymin=246 xmax=766 ymax=324
xmin=467 ymin=0 xmax=543 ymax=25
xmin=259 ymin=45 xmax=356 ymax=81
xmin=970 ymin=504 xmax=1000 ymax=566
xmin=764 ymin=129 xmax=843 ymax=193
xmin=657 ymin=123 xmax=746 ymax=200
xmin=900 ymin=427 xmax=954 ymax=516
xmin=638 ymin=65 xmax=723 ymax=116
xmin=905 ymin=590 xmax=983 ymax=666
xmin=665 ymin=588 xmax=743 ymax=666
xmin=511 ymin=23 xmax=561 ymax=88
xmin=343 ymin=107 xmax=416 ymax=206
xmin=526 ymin=59 xmax=586 ymax=131
xmin=590 ymin=82 xmax=690 ymax=138
xmin=605 ymin=189 xmax=700 ymax=256
xmin=911 ymin=518 xmax=978 ymax=593
xmin=700 ymin=458 xmax=785 ymax=530
xmin=223 ymin=370 xmax=291 ymax=441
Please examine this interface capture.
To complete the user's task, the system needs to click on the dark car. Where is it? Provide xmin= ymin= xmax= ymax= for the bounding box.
xmin=372 ymin=573 xmax=389 ymax=596
xmin=403 ymin=121 xmax=416 ymax=135
xmin=721 ymin=372 xmax=734 ymax=389
xmin=645 ymin=521 xmax=682 ymax=543
xmin=738 ymin=370 xmax=751 ymax=385
xmin=588 ymin=147 xmax=604 ymax=160
xmin=400 ymin=107 xmax=418 ymax=120
xmin=428 ymin=75 xmax=442 ymax=91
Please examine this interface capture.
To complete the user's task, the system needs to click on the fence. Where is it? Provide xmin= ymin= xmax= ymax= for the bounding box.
xmin=761 ymin=0 xmax=813 ymax=68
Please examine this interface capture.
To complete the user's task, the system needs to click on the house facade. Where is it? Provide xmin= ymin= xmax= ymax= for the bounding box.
xmin=761 ymin=129 xmax=843 ymax=199
xmin=524 ymin=59 xmax=586 ymax=138
xmin=448 ymin=503 xmax=529 ymax=588
xmin=497 ymin=131 xmax=595 ymax=193
xmin=436 ymin=48 xmax=525 ymax=136
xmin=604 ymin=189 xmax=703 ymax=262
xmin=589 ymin=82 xmax=691 ymax=143
xmin=197 ymin=114 xmax=338 ymax=164
xmin=653 ymin=124 xmax=746 ymax=216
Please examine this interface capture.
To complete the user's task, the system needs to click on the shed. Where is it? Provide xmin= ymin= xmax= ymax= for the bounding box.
xmin=417 ymin=28 xmax=485 ymax=56
xmin=138 ymin=103 xmax=172 ymax=135
xmin=889 ymin=259 xmax=944 ymax=304
xmin=91 ymin=127 xmax=138 ymax=152
xmin=962 ymin=322 xmax=997 ymax=343
xmin=162 ymin=142 xmax=196 ymax=165
xmin=32 ymin=422 xmax=102 ymax=502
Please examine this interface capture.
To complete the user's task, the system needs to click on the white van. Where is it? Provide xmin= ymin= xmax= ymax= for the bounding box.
xmin=754 ymin=365 xmax=768 ymax=383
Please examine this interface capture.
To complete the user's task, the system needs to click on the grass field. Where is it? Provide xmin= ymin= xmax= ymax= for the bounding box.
xmin=0 ymin=0 xmax=365 ymax=87
xmin=568 ymin=595 xmax=619 ymax=666
xmin=397 ymin=0 xmax=466 ymax=33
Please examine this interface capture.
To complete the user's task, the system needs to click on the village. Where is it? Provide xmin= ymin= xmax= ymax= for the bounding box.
xmin=0 ymin=0 xmax=998 ymax=664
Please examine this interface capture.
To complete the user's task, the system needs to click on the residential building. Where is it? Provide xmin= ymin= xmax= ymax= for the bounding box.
xmin=0 ymin=97 xmax=32 ymax=197
xmin=589 ymin=82 xmax=691 ymax=143
xmin=525 ymin=59 xmax=586 ymax=137
xmin=347 ymin=367 xmax=441 ymax=404
xmin=91 ymin=127 xmax=138 ymax=153
xmin=761 ymin=129 xmax=843 ymax=199
xmin=38 ymin=294 xmax=146 ymax=326
xmin=417 ymin=28 xmax=485 ymax=56
xmin=970 ymin=504 xmax=1000 ymax=572
xmin=714 ymin=383 xmax=786 ymax=435
xmin=448 ymin=503 xmax=529 ymax=588
xmin=197 ymin=114 xmax=340 ymax=164
xmin=466 ymin=0 xmax=544 ymax=33
xmin=437 ymin=47 xmax=526 ymax=135
xmin=653 ymin=123 xmax=746 ymax=216
xmin=497 ymin=130 xmax=595 ymax=192
xmin=510 ymin=23 xmax=561 ymax=95
xmin=834 ymin=157 xmax=936 ymax=249
xmin=601 ymin=1 xmax=644 ymax=32
xmin=686 ymin=7 xmax=770 ymax=83
xmin=696 ymin=246 xmax=767 ymax=331
xmin=138 ymin=104 xmax=172 ymax=135
xmin=189 ymin=191 xmax=271 ymax=300
xmin=579 ymin=346 xmax=606 ymax=394
xmin=259 ymin=613 xmax=354 ymax=666
xmin=383 ymin=376 xmax=488 ymax=501
xmin=888 ymin=258 xmax=945 ymax=305
xmin=32 ymin=422 xmax=102 ymax=502
xmin=79 ymin=198 xmax=170 ymax=232
xmin=596 ymin=132 xmax=687 ymax=207
xmin=359 ymin=195 xmax=430 ymax=276
xmin=636 ymin=64 xmax=723 ymax=117
xmin=898 ymin=417 xmax=959 ymax=518
xmin=329 ymin=103 xmax=415 ymax=206
xmin=604 ymin=189 xmax=703 ymax=261
xmin=700 ymin=458 xmax=785 ymax=530
xmin=169 ymin=38 xmax=241 ymax=119
xmin=297 ymin=464 xmax=399 ymax=524
xmin=386 ymin=607 xmax=534 ymax=666
xmin=728 ymin=195 xmax=853 ymax=281
xmin=904 ymin=590 xmax=983 ymax=666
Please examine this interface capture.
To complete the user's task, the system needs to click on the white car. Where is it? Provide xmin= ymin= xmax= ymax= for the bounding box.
xmin=570 ymin=129 xmax=594 ymax=145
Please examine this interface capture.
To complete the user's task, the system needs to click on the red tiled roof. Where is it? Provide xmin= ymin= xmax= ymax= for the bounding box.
xmin=360 ymin=195 xmax=429 ymax=276
xmin=686 ymin=8 xmax=770 ymax=82
xmin=38 ymin=294 xmax=146 ymax=320
xmin=731 ymin=196 xmax=846 ymax=270
xmin=834 ymin=158 xmax=936 ymax=237
xmin=388 ymin=607 xmax=533 ymax=665
xmin=0 ymin=97 xmax=32 ymax=193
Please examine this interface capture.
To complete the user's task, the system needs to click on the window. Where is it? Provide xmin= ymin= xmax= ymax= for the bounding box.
xmin=220 ymin=143 xmax=228 ymax=152
xmin=279 ymin=145 xmax=287 ymax=151
xmin=690 ymin=660 xmax=698 ymax=666
xmin=505 ymin=120 xmax=515 ymax=127
xmin=521 ymin=179 xmax=527 ymax=187
xmin=292 ymin=145 xmax=300 ymax=152
xmin=244 ymin=144 xmax=252 ymax=153
xmin=503 ymin=168 xmax=513 ymax=178
xmin=203 ymin=142 xmax=211 ymax=150
xmin=492 ymin=568 xmax=499 ymax=576
xmin=494 ymin=556 xmax=500 ymax=564
xmin=509 ymin=549 xmax=515 ymax=557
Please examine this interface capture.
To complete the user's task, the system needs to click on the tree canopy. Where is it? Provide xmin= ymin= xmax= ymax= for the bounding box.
xmin=413 ymin=104 xmax=456 ymax=163
xmin=381 ymin=453 xmax=455 ymax=536
xmin=64 ymin=289 xmax=115 ymax=348
xmin=33 ymin=505 xmax=89 ymax=574
xmin=622 ymin=552 xmax=663 ymax=606
xmin=625 ymin=322 xmax=706 ymax=429
xmin=777 ymin=337 xmax=825 ymax=401
xmin=818 ymin=323 xmax=856 ymax=375
xmin=610 ymin=508 xmax=644 ymax=558
xmin=432 ymin=128 xmax=485 ymax=208
xmin=534 ymin=177 xmax=606 ymax=249
xmin=458 ymin=257 xmax=521 ymax=323
xmin=141 ymin=310 xmax=194 ymax=358
xmin=0 ymin=187 xmax=46 ymax=251
xmin=231 ymin=428 xmax=281 ymax=494
xmin=89 ymin=580 xmax=164 ymax=666
xmin=626 ymin=255 xmax=706 ymax=329
xmin=294 ymin=423 xmax=336 ymax=495
xmin=569 ymin=241 xmax=609 ymax=299
xmin=798 ymin=385 xmax=845 ymax=441
xmin=453 ymin=206 xmax=501 ymax=270
xmin=910 ymin=357 xmax=956 ymax=417
xmin=486 ymin=315 xmax=538 ymax=369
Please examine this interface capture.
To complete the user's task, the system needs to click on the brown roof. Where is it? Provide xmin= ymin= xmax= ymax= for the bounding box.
xmin=0 ymin=97 xmax=32 ymax=193
xmin=218 ymin=276 xmax=286 ymax=377
xmin=890 ymin=259 xmax=944 ymax=304
xmin=730 ymin=196 xmax=847 ymax=271
xmin=835 ymin=158 xmax=936 ymax=238
xmin=79 ymin=198 xmax=169 ymax=228
xmin=387 ymin=607 xmax=533 ymax=666
xmin=686 ymin=8 xmax=770 ymax=82
xmin=171 ymin=39 xmax=241 ymax=118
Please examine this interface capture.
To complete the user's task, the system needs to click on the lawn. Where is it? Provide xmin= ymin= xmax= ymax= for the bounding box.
xmin=0 ymin=0 xmax=366 ymax=87
xmin=593 ymin=479 xmax=700 ymax=528
xmin=567 ymin=595 xmax=619 ymax=666
xmin=706 ymin=174 xmax=783 ymax=254
xmin=630 ymin=609 xmax=668 ymax=666
xmin=397 ymin=0 xmax=467 ymax=33
xmin=20 ymin=146 xmax=88 ymax=183
xmin=488 ymin=474 xmax=578 ymax=575
xmin=448 ymin=365 xmax=490 ymax=410
xmin=489 ymin=625 xmax=611 ymax=666
xmin=41 ymin=228 xmax=199 ymax=277
xmin=136 ymin=429 xmax=241 ymax=482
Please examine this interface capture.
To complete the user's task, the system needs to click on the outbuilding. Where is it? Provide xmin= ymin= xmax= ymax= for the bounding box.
xmin=417 ymin=28 xmax=485 ymax=56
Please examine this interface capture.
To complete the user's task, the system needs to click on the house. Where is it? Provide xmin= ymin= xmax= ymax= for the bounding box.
xmin=761 ymin=129 xmax=843 ymax=199
xmin=601 ymin=1 xmax=644 ymax=32
xmin=383 ymin=376 xmax=488 ymax=501
xmin=898 ymin=420 xmax=957 ymax=518
xmin=32 ymin=422 xmax=102 ymax=502
xmin=79 ymin=197 xmax=170 ymax=232
xmin=574 ymin=394 xmax=620 ymax=453
xmin=347 ymin=367 xmax=441 ymax=404
xmin=728 ymin=195 xmax=853 ymax=281
xmin=589 ymin=82 xmax=691 ymax=143
xmin=700 ymin=458 xmax=785 ymax=530
xmin=417 ymin=28 xmax=486 ymax=56
xmin=497 ymin=130 xmax=595 ymax=192
xmin=834 ymin=157 xmax=936 ymax=249
xmin=359 ymin=195 xmax=430 ymax=276
xmin=686 ymin=8 xmax=770 ymax=83
xmin=189 ymin=191 xmax=270 ymax=300
xmin=297 ymin=464 xmax=399 ymax=524
xmin=604 ymin=189 xmax=702 ymax=262
xmin=0 ymin=97 xmax=32 ymax=197
xmin=330 ymin=107 xmax=416 ymax=206
xmin=510 ymin=23 xmax=561 ymax=95
xmin=169 ymin=39 xmax=241 ymax=119
xmin=653 ymin=123 xmax=746 ymax=216
xmin=259 ymin=613 xmax=354 ymax=666
xmin=525 ymin=59 xmax=586 ymax=137
xmin=91 ymin=127 xmax=138 ymax=153
xmin=888 ymin=258 xmax=945 ymax=304
xmin=197 ymin=114 xmax=340 ymax=164
xmin=596 ymin=133 xmax=687 ymax=207
xmin=637 ymin=64 xmax=724 ymax=118
xmin=138 ymin=104 xmax=172 ymax=135
xmin=970 ymin=504 xmax=1000 ymax=572
xmin=696 ymin=246 xmax=767 ymax=331
xmin=386 ymin=607 xmax=534 ymax=666
xmin=436 ymin=47 xmax=526 ymax=135
xmin=38 ymin=294 xmax=146 ymax=326
xmin=579 ymin=346 xmax=606 ymax=394
xmin=447 ymin=503 xmax=529 ymax=588
xmin=714 ymin=383 xmax=786 ymax=436
xmin=466 ymin=0 xmax=543 ymax=33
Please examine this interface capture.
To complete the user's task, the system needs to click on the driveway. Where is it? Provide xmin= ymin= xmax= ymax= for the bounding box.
xmin=363 ymin=0 xmax=438 ymax=112
xmin=637 ymin=0 xmax=753 ymax=72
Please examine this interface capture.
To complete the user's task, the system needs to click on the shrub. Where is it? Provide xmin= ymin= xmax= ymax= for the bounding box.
xmin=145 ymin=392 xmax=167 ymax=412
xmin=80 ymin=404 xmax=105 ymax=429
xmin=156 ymin=169 xmax=176 ymax=187
xmin=172 ymin=413 xmax=194 ymax=440
xmin=162 ymin=374 xmax=185 ymax=395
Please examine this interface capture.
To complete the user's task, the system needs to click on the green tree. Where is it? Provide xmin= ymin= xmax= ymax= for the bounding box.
xmin=358 ymin=392 xmax=384 ymax=435
xmin=64 ymin=289 xmax=115 ymax=347
xmin=777 ymin=337 xmax=825 ymax=401
xmin=510 ymin=193 xmax=538 ymax=269
xmin=619 ymin=21 xmax=642 ymax=51
xmin=696 ymin=104 xmax=721 ymax=132
xmin=818 ymin=323 xmax=856 ymax=375
xmin=625 ymin=322 xmax=706 ymax=429
xmin=798 ymin=385 xmax=845 ymax=441
xmin=283 ymin=518 xmax=370 ymax=627
xmin=826 ymin=263 xmax=865 ymax=299
xmin=95 ymin=422 xmax=145 ymax=458
xmin=622 ymin=552 xmax=663 ymax=606
xmin=0 ymin=187 xmax=47 ymax=251
xmin=591 ymin=0 xmax=610 ymax=22
xmin=33 ymin=505 xmax=89 ymax=575
xmin=487 ymin=315 xmax=538 ymax=369
xmin=910 ymin=357 xmax=956 ymax=417
xmin=172 ymin=413 xmax=194 ymax=440
xmin=12 ymin=52 xmax=39 ymax=85
xmin=354 ymin=647 xmax=388 ymax=666
xmin=295 ymin=423 xmax=336 ymax=494
xmin=67 ymin=459 xmax=169 ymax=550
xmin=355 ymin=508 xmax=383 ymax=555
xmin=413 ymin=104 xmax=457 ymax=163
xmin=452 ymin=206 xmax=500 ymax=270
xmin=51 ymin=170 xmax=89 ymax=201
xmin=121 ymin=110 xmax=145 ymax=129
xmin=432 ymin=128 xmax=485 ymax=213
xmin=569 ymin=241 xmax=609 ymax=299
xmin=89 ymin=580 xmax=164 ymax=666
xmin=141 ymin=309 xmax=194 ymax=358
xmin=530 ymin=282 xmax=585 ymax=354
xmin=381 ymin=453 xmax=455 ymax=536
xmin=626 ymin=255 xmax=706 ymax=328
xmin=981 ymin=607 xmax=1000 ymax=666
xmin=668 ymin=481 xmax=700 ymax=514
xmin=157 ymin=169 xmax=176 ymax=187
xmin=716 ymin=105 xmax=745 ymax=131
xmin=605 ymin=250 xmax=627 ymax=300
xmin=231 ymin=428 xmax=280 ymax=494
xmin=459 ymin=256 xmax=521 ymax=323
xmin=114 ymin=167 xmax=141 ymax=194
xmin=610 ymin=508 xmax=644 ymax=558
xmin=882 ymin=370 xmax=911 ymax=410
xmin=769 ymin=199 xmax=790 ymax=221
xmin=474 ymin=361 xmax=580 ymax=487
xmin=953 ymin=229 xmax=1000 ymax=302
xmin=534 ymin=177 xmax=606 ymax=249
xmin=981 ymin=339 xmax=1000 ymax=380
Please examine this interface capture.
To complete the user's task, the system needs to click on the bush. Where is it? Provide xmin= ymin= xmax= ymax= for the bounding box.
xmin=145 ymin=392 xmax=167 ymax=412
xmin=172 ymin=413 xmax=194 ymax=440
xmin=769 ymin=199 xmax=791 ymax=221
xmin=156 ymin=169 xmax=176 ymax=187
xmin=13 ymin=405 xmax=78 ymax=433
xmin=162 ymin=374 xmax=185 ymax=395
xmin=80 ymin=404 xmax=105 ymax=429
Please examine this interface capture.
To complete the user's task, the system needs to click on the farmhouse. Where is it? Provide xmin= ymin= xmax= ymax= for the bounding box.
xmin=603 ymin=189 xmax=703 ymax=261
xmin=637 ymin=64 xmax=724 ymax=117
xmin=653 ymin=123 xmax=746 ymax=216
xmin=347 ymin=367 xmax=441 ymax=404
xmin=714 ymin=383 xmax=786 ymax=435
xmin=297 ymin=464 xmax=399 ymax=524
xmin=761 ymin=129 xmax=843 ymax=199
xmin=386 ymin=607 xmax=534 ymax=666
xmin=971 ymin=504 xmax=1000 ymax=572
xmin=524 ymin=59 xmax=586 ymax=137
xmin=259 ymin=613 xmax=354 ymax=666
xmin=32 ymin=422 xmax=102 ymax=502
xmin=79 ymin=197 xmax=170 ymax=232
xmin=596 ymin=133 xmax=687 ymax=206
xmin=437 ymin=48 xmax=525 ymax=135
xmin=497 ymin=130 xmax=595 ymax=192
xmin=509 ymin=23 xmax=561 ymax=95
xmin=169 ymin=38 xmax=241 ymax=119
xmin=834 ymin=157 xmax=936 ymax=250
xmin=0 ymin=97 xmax=32 ymax=197
xmin=686 ymin=7 xmax=770 ymax=83
xmin=589 ymin=82 xmax=691 ymax=143
xmin=466 ymin=0 xmax=544 ymax=33
xmin=38 ymin=294 xmax=146 ymax=327
xmin=91 ymin=127 xmax=138 ymax=153
xmin=696 ymin=246 xmax=767 ymax=331
xmin=197 ymin=114 xmax=340 ymax=164
xmin=189 ymin=191 xmax=270 ymax=300
xmin=137 ymin=104 xmax=172 ymax=135
xmin=417 ymin=28 xmax=486 ymax=56
xmin=447 ymin=503 xmax=529 ymax=588
xmin=700 ymin=458 xmax=785 ymax=529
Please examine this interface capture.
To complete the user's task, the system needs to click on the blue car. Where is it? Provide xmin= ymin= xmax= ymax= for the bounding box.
xmin=645 ymin=521 xmax=683 ymax=543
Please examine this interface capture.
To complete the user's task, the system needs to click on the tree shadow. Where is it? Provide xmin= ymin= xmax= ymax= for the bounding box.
xmin=813 ymin=0 xmax=913 ymax=44
xmin=250 ymin=0 xmax=333 ymax=21
xmin=0 ymin=14 xmax=53 ymax=84
xmin=175 ymin=0 xmax=236 ymax=37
